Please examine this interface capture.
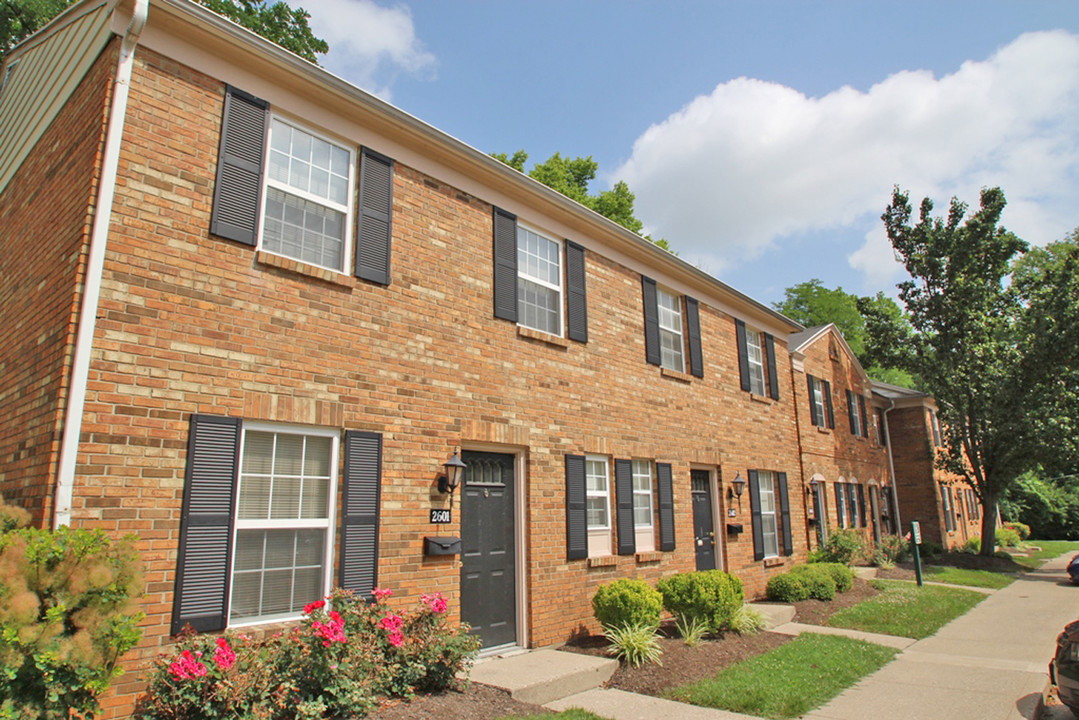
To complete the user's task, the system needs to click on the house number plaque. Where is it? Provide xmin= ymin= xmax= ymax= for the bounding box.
xmin=429 ymin=509 xmax=451 ymax=524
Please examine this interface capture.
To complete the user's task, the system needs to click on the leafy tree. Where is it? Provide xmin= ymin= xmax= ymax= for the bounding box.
xmin=2 ymin=0 xmax=327 ymax=64
xmin=774 ymin=279 xmax=866 ymax=356
xmin=492 ymin=150 xmax=674 ymax=253
xmin=880 ymin=186 xmax=1072 ymax=555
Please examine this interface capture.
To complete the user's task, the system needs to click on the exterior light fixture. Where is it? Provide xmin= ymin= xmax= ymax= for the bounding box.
xmin=438 ymin=449 xmax=467 ymax=507
xmin=732 ymin=472 xmax=746 ymax=498
xmin=808 ymin=477 xmax=820 ymax=496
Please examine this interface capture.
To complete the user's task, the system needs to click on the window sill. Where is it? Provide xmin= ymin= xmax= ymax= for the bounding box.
xmin=763 ymin=557 xmax=785 ymax=568
xmin=635 ymin=551 xmax=662 ymax=563
xmin=816 ymin=426 xmax=832 ymax=434
xmin=587 ymin=555 xmax=618 ymax=568
xmin=256 ymin=250 xmax=355 ymax=288
xmin=660 ymin=367 xmax=693 ymax=383
xmin=750 ymin=393 xmax=774 ymax=405
xmin=517 ymin=326 xmax=569 ymax=348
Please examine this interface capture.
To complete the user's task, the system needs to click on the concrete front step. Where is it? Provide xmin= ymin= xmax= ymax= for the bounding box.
xmin=748 ymin=601 xmax=795 ymax=628
xmin=469 ymin=648 xmax=617 ymax=706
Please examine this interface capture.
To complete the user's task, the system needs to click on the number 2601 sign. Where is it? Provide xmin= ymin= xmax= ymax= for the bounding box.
xmin=430 ymin=509 xmax=451 ymax=524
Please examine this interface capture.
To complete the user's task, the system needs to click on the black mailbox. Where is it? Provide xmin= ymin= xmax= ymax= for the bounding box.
xmin=425 ymin=536 xmax=461 ymax=556
xmin=726 ymin=523 xmax=744 ymax=535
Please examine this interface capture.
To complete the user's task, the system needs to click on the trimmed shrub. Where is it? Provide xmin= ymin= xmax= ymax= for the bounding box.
xmin=591 ymin=578 xmax=663 ymax=630
xmin=995 ymin=526 xmax=1021 ymax=548
xmin=656 ymin=570 xmax=744 ymax=633
xmin=874 ymin=535 xmax=909 ymax=564
xmin=1004 ymin=522 xmax=1030 ymax=540
xmin=789 ymin=564 xmax=837 ymax=600
xmin=960 ymin=537 xmax=981 ymax=554
xmin=814 ymin=528 xmax=866 ymax=566
xmin=766 ymin=573 xmax=809 ymax=602
xmin=794 ymin=562 xmax=853 ymax=593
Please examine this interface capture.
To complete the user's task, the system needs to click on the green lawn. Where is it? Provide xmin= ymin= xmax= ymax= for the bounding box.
xmin=498 ymin=712 xmax=609 ymax=720
xmin=1009 ymin=541 xmax=1079 ymax=569
xmin=665 ymin=633 xmax=898 ymax=719
xmin=828 ymin=579 xmax=986 ymax=638
xmin=922 ymin=565 xmax=1016 ymax=588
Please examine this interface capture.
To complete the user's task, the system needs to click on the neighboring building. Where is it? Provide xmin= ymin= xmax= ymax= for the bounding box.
xmin=873 ymin=382 xmax=984 ymax=549
xmin=789 ymin=326 xmax=898 ymax=550
xmin=0 ymin=0 xmax=813 ymax=714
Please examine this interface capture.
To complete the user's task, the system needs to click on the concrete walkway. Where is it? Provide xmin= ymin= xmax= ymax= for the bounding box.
xmin=470 ymin=552 xmax=1079 ymax=720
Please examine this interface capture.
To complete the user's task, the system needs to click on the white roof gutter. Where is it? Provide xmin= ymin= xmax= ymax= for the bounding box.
xmin=53 ymin=0 xmax=147 ymax=529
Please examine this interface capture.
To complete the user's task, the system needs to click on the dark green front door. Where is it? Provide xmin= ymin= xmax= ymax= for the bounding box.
xmin=460 ymin=451 xmax=516 ymax=648
xmin=692 ymin=469 xmax=717 ymax=571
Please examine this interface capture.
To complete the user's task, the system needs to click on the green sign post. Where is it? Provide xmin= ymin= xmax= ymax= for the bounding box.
xmin=910 ymin=520 xmax=924 ymax=587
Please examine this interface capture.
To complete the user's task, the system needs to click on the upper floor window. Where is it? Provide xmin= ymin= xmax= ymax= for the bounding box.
xmin=632 ymin=459 xmax=655 ymax=552
xmin=745 ymin=328 xmax=766 ymax=395
xmin=262 ymin=118 xmax=354 ymax=272
xmin=736 ymin=320 xmax=779 ymax=399
xmin=585 ymin=456 xmax=611 ymax=557
xmin=641 ymin=276 xmax=703 ymax=377
xmin=517 ymin=225 xmax=563 ymax=336
xmin=656 ymin=287 xmax=685 ymax=372
xmin=811 ymin=379 xmax=827 ymax=424
xmin=876 ymin=408 xmax=888 ymax=446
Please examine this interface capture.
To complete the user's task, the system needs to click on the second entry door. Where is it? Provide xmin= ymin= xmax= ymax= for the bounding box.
xmin=692 ymin=469 xmax=717 ymax=571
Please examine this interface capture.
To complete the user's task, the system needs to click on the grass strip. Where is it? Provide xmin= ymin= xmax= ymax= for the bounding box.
xmin=923 ymin=565 xmax=1016 ymax=588
xmin=665 ymin=633 xmax=897 ymax=719
xmin=828 ymin=579 xmax=985 ymax=638
xmin=498 ymin=712 xmax=609 ymax=720
xmin=1009 ymin=541 xmax=1079 ymax=569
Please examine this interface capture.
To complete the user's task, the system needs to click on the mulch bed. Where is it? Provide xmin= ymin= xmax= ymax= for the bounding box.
xmin=367 ymin=682 xmax=548 ymax=720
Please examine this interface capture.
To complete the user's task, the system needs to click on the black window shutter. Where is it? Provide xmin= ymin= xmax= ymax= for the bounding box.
xmin=685 ymin=296 xmax=704 ymax=377
xmin=657 ymin=463 xmax=675 ymax=551
xmin=858 ymin=396 xmax=868 ymax=438
xmin=846 ymin=390 xmax=858 ymax=434
xmin=493 ymin=207 xmax=518 ymax=322
xmin=340 ymin=431 xmax=382 ymax=600
xmin=355 ymin=148 xmax=394 ymax=285
xmin=565 ymin=455 xmax=587 ymax=560
xmin=565 ymin=240 xmax=588 ymax=342
xmin=210 ymin=86 xmax=268 ymax=246
xmin=615 ymin=459 xmax=635 ymax=556
xmin=807 ymin=376 xmax=820 ymax=426
xmin=749 ymin=470 xmax=764 ymax=560
xmin=834 ymin=483 xmax=844 ymax=528
xmin=764 ymin=333 xmax=780 ymax=400
xmin=856 ymin=484 xmax=866 ymax=527
xmin=823 ymin=380 xmax=835 ymax=428
xmin=735 ymin=319 xmax=751 ymax=392
xmin=171 ymin=414 xmax=240 ymax=636
xmin=641 ymin=276 xmax=661 ymax=366
xmin=778 ymin=472 xmax=793 ymax=556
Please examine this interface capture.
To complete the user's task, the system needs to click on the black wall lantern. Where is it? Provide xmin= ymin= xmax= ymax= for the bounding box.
xmin=438 ymin=449 xmax=467 ymax=507
xmin=808 ymin=476 xmax=821 ymax=496
xmin=727 ymin=472 xmax=746 ymax=511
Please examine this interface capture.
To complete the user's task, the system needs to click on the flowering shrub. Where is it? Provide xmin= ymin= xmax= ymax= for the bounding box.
xmin=135 ymin=587 xmax=480 ymax=720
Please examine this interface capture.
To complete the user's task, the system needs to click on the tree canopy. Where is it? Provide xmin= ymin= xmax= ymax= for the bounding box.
xmin=492 ymin=150 xmax=673 ymax=253
xmin=1 ymin=0 xmax=327 ymax=64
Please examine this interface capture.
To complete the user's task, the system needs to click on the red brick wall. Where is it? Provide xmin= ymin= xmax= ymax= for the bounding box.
xmin=0 ymin=40 xmax=117 ymax=525
xmin=48 ymin=49 xmax=808 ymax=715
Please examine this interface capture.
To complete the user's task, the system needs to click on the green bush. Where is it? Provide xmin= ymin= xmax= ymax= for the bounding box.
xmin=1004 ymin=522 xmax=1031 ymax=540
xmin=1000 ymin=470 xmax=1079 ymax=541
xmin=874 ymin=535 xmax=909 ymax=564
xmin=0 ymin=497 xmax=144 ymax=720
xmin=789 ymin=565 xmax=838 ymax=600
xmin=814 ymin=528 xmax=866 ymax=566
xmin=795 ymin=562 xmax=853 ymax=593
xmin=656 ymin=570 xmax=744 ymax=633
xmin=960 ymin=537 xmax=981 ymax=554
xmin=920 ymin=540 xmax=943 ymax=558
xmin=602 ymin=622 xmax=663 ymax=667
xmin=995 ymin=526 xmax=1021 ymax=548
xmin=766 ymin=573 xmax=809 ymax=602
xmin=591 ymin=578 xmax=663 ymax=630
xmin=135 ymin=588 xmax=479 ymax=719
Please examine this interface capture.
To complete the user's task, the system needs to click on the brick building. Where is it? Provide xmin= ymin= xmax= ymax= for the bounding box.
xmin=0 ymin=0 xmax=821 ymax=714
xmin=788 ymin=325 xmax=898 ymax=551
xmin=872 ymin=382 xmax=984 ymax=549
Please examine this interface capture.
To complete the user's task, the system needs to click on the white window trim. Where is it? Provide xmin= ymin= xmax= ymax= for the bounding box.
xmin=229 ymin=421 xmax=339 ymax=627
xmin=851 ymin=395 xmax=863 ymax=436
xmin=758 ymin=470 xmax=779 ymax=559
xmin=848 ymin=481 xmax=860 ymax=527
xmin=656 ymin=287 xmax=685 ymax=372
xmin=258 ymin=115 xmax=356 ymax=275
xmin=812 ymin=379 xmax=826 ymax=426
xmin=745 ymin=327 xmax=766 ymax=395
xmin=835 ymin=480 xmax=848 ymax=529
xmin=516 ymin=223 xmax=565 ymax=337
xmin=632 ymin=459 xmax=655 ymax=553
xmin=585 ymin=455 xmax=611 ymax=557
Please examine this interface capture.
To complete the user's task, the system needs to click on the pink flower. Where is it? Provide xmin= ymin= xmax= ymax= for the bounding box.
xmin=303 ymin=600 xmax=326 ymax=615
xmin=387 ymin=630 xmax=404 ymax=647
xmin=421 ymin=592 xmax=447 ymax=614
xmin=372 ymin=587 xmax=393 ymax=602
xmin=378 ymin=613 xmax=403 ymax=631
xmin=213 ymin=638 xmax=236 ymax=671
xmin=168 ymin=649 xmax=208 ymax=680
xmin=312 ymin=610 xmax=346 ymax=646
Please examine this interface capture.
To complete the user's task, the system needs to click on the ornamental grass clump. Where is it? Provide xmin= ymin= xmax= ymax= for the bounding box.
xmin=0 ymin=495 xmax=144 ymax=720
xmin=591 ymin=579 xmax=664 ymax=666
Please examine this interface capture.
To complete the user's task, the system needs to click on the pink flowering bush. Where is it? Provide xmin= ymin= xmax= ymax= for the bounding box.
xmin=135 ymin=587 xmax=480 ymax=720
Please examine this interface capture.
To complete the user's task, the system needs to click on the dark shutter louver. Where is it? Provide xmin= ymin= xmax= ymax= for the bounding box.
xmin=565 ymin=240 xmax=588 ymax=342
xmin=685 ymin=297 xmax=704 ymax=377
xmin=657 ymin=463 xmax=675 ymax=551
xmin=493 ymin=208 xmax=518 ymax=322
xmin=823 ymin=380 xmax=835 ymax=428
xmin=807 ymin=376 xmax=820 ymax=426
xmin=764 ymin=333 xmax=779 ymax=400
xmin=340 ymin=431 xmax=382 ymax=600
xmin=846 ymin=390 xmax=857 ymax=434
xmin=355 ymin=148 xmax=393 ymax=285
xmin=778 ymin=472 xmax=792 ymax=556
xmin=735 ymin=319 xmax=751 ymax=392
xmin=748 ymin=470 xmax=764 ymax=560
xmin=857 ymin=484 xmax=867 ymax=527
xmin=171 ymin=414 xmax=240 ymax=636
xmin=210 ymin=86 xmax=268 ymax=246
xmin=565 ymin=455 xmax=587 ymax=560
xmin=615 ymin=459 xmax=635 ymax=556
xmin=641 ymin=276 xmax=661 ymax=366
xmin=858 ymin=396 xmax=868 ymax=438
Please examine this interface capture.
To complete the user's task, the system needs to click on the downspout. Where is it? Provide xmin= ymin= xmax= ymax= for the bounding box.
xmin=881 ymin=398 xmax=903 ymax=535
xmin=53 ymin=0 xmax=148 ymax=529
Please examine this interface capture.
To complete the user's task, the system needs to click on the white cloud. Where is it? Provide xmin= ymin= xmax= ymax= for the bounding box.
xmin=298 ymin=0 xmax=435 ymax=99
xmin=615 ymin=30 xmax=1079 ymax=285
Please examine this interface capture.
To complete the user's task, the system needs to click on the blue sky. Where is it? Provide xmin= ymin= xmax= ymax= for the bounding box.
xmin=297 ymin=0 xmax=1079 ymax=307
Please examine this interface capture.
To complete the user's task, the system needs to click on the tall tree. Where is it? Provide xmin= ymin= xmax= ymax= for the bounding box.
xmin=492 ymin=150 xmax=673 ymax=253
xmin=883 ymin=186 xmax=1040 ymax=555
xmin=1 ymin=0 xmax=327 ymax=64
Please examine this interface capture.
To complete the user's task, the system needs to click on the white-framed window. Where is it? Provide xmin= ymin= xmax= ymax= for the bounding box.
xmin=585 ymin=455 xmax=611 ymax=557
xmin=517 ymin=225 xmax=563 ymax=335
xmin=745 ymin=327 xmax=766 ymax=395
xmin=811 ymin=380 xmax=827 ymax=427
xmin=230 ymin=423 xmax=338 ymax=625
xmin=848 ymin=482 xmax=860 ymax=527
xmin=835 ymin=481 xmax=848 ymax=529
xmin=632 ymin=459 xmax=655 ymax=552
xmin=261 ymin=117 xmax=354 ymax=273
xmin=656 ymin=287 xmax=685 ymax=372
xmin=851 ymin=395 xmax=863 ymax=436
xmin=757 ymin=470 xmax=779 ymax=558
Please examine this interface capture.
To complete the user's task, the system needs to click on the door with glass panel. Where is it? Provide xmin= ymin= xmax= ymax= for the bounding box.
xmin=691 ymin=470 xmax=717 ymax=571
